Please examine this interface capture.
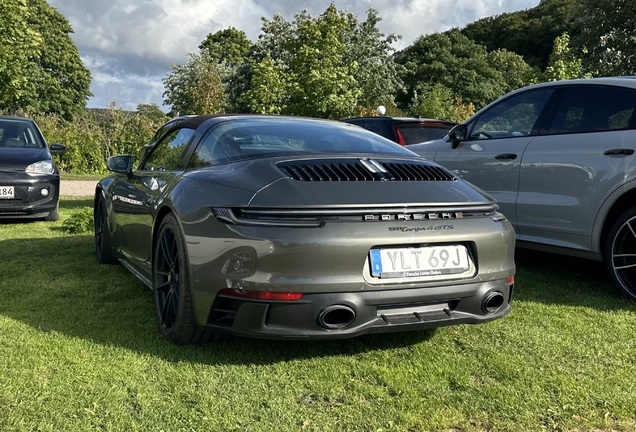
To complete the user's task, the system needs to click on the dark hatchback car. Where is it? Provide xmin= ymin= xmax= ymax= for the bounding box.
xmin=94 ymin=115 xmax=515 ymax=344
xmin=343 ymin=116 xmax=457 ymax=146
xmin=0 ymin=116 xmax=65 ymax=221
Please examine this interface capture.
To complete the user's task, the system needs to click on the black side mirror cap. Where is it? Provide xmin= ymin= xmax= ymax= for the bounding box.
xmin=49 ymin=143 xmax=66 ymax=155
xmin=449 ymin=124 xmax=468 ymax=149
xmin=107 ymin=155 xmax=133 ymax=174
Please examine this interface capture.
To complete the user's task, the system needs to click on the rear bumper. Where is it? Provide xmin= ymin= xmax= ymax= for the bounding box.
xmin=204 ymin=278 xmax=513 ymax=339
xmin=0 ymin=175 xmax=59 ymax=218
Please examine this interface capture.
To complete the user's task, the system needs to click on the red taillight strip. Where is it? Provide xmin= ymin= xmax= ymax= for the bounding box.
xmin=393 ymin=126 xmax=406 ymax=146
xmin=219 ymin=289 xmax=304 ymax=301
xmin=506 ymin=276 xmax=515 ymax=284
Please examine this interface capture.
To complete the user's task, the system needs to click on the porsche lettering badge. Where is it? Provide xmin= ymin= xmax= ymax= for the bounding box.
xmin=364 ymin=212 xmax=463 ymax=221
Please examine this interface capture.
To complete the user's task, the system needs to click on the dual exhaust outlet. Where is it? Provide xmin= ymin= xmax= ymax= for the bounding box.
xmin=316 ymin=291 xmax=506 ymax=330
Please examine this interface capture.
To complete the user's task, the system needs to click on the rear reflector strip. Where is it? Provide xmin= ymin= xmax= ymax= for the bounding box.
xmin=218 ymin=289 xmax=304 ymax=301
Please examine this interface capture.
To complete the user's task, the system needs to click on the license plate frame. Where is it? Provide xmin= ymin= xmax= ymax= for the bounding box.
xmin=0 ymin=186 xmax=15 ymax=199
xmin=370 ymin=245 xmax=471 ymax=279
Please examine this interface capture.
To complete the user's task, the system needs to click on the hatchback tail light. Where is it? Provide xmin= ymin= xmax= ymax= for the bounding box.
xmin=393 ymin=126 xmax=406 ymax=146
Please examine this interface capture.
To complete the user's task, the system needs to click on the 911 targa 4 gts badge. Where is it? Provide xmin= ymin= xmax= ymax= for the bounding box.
xmin=389 ymin=225 xmax=454 ymax=232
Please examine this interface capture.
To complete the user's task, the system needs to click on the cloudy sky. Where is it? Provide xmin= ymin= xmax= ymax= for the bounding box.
xmin=48 ymin=0 xmax=540 ymax=111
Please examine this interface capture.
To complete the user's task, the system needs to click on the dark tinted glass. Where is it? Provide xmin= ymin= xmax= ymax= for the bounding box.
xmin=143 ymin=128 xmax=194 ymax=171
xmin=471 ymin=88 xmax=554 ymax=139
xmin=548 ymin=86 xmax=636 ymax=134
xmin=189 ymin=119 xmax=411 ymax=167
xmin=395 ymin=124 xmax=453 ymax=144
xmin=362 ymin=121 xmax=384 ymax=135
xmin=0 ymin=120 xmax=44 ymax=149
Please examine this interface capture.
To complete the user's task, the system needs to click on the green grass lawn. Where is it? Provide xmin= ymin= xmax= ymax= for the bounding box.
xmin=1 ymin=197 xmax=635 ymax=431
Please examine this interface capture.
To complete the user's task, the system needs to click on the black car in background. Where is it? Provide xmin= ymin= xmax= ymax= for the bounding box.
xmin=0 ymin=116 xmax=66 ymax=221
xmin=343 ymin=116 xmax=457 ymax=146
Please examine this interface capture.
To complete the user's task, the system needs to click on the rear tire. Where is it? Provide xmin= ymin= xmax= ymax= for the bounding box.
xmin=94 ymin=197 xmax=115 ymax=264
xmin=153 ymin=214 xmax=219 ymax=344
xmin=605 ymin=207 xmax=636 ymax=301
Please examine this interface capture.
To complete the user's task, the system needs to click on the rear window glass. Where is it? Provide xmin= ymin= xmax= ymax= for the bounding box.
xmin=395 ymin=124 xmax=453 ymax=144
xmin=0 ymin=120 xmax=44 ymax=149
xmin=189 ymin=118 xmax=412 ymax=167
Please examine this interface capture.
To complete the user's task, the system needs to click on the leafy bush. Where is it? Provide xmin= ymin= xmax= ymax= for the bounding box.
xmin=33 ymin=103 xmax=167 ymax=175
xmin=410 ymin=83 xmax=475 ymax=123
xmin=61 ymin=207 xmax=94 ymax=235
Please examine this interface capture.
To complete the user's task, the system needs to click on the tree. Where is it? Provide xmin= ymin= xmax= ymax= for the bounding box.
xmin=395 ymin=30 xmax=533 ymax=110
xmin=339 ymin=8 xmax=404 ymax=110
xmin=282 ymin=5 xmax=361 ymax=118
xmin=242 ymin=56 xmax=288 ymax=115
xmin=199 ymin=27 xmax=251 ymax=68
xmin=543 ymin=32 xmax=589 ymax=81
xmin=136 ymin=104 xmax=168 ymax=124
xmin=0 ymin=0 xmax=91 ymax=119
xmin=570 ymin=0 xmax=636 ymax=76
xmin=237 ymin=5 xmax=361 ymax=119
xmin=224 ymin=4 xmax=403 ymax=117
xmin=0 ymin=0 xmax=41 ymax=112
xmin=162 ymin=52 xmax=225 ymax=116
xmin=24 ymin=0 xmax=92 ymax=119
xmin=488 ymin=49 xmax=538 ymax=93
xmin=461 ymin=0 xmax=576 ymax=70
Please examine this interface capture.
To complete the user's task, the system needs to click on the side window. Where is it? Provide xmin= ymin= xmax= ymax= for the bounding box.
xmin=548 ymin=86 xmax=636 ymax=134
xmin=470 ymin=89 xmax=554 ymax=139
xmin=362 ymin=121 xmax=383 ymax=136
xmin=142 ymin=128 xmax=194 ymax=171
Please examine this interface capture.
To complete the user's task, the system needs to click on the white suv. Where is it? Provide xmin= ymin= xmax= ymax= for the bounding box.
xmin=410 ymin=77 xmax=636 ymax=300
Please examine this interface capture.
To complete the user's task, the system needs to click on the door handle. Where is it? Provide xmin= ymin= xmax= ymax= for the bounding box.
xmin=604 ymin=148 xmax=635 ymax=156
xmin=495 ymin=153 xmax=517 ymax=160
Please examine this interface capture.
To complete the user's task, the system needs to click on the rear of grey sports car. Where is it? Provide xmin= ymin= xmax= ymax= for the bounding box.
xmin=176 ymin=158 xmax=515 ymax=340
xmin=99 ymin=115 xmax=514 ymax=343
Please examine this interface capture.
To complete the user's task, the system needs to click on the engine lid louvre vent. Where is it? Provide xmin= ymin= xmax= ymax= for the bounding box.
xmin=278 ymin=159 xmax=456 ymax=182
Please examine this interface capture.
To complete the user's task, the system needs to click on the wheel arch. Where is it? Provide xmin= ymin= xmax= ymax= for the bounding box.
xmin=597 ymin=185 xmax=636 ymax=257
xmin=152 ymin=205 xmax=177 ymax=248
xmin=94 ymin=184 xmax=113 ymax=236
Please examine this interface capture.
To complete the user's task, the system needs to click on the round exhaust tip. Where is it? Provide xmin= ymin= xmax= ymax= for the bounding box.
xmin=482 ymin=291 xmax=505 ymax=315
xmin=318 ymin=305 xmax=356 ymax=330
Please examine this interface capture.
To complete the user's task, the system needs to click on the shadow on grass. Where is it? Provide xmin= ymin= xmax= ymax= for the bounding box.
xmin=1 ymin=231 xmax=633 ymax=366
xmin=513 ymin=248 xmax=633 ymax=309
xmin=0 ymin=234 xmax=436 ymax=366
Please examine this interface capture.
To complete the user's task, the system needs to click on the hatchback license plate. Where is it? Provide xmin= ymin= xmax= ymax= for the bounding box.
xmin=0 ymin=186 xmax=14 ymax=199
xmin=370 ymin=245 xmax=470 ymax=278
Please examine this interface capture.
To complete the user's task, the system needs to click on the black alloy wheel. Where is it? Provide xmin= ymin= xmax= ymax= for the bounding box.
xmin=94 ymin=197 xmax=115 ymax=264
xmin=605 ymin=207 xmax=636 ymax=301
xmin=153 ymin=214 xmax=217 ymax=344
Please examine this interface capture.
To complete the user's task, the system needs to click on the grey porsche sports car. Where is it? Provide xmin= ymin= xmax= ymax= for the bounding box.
xmin=94 ymin=114 xmax=515 ymax=344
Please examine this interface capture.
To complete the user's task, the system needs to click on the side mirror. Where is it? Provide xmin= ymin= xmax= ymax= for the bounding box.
xmin=448 ymin=124 xmax=468 ymax=149
xmin=107 ymin=155 xmax=133 ymax=174
xmin=49 ymin=143 xmax=66 ymax=155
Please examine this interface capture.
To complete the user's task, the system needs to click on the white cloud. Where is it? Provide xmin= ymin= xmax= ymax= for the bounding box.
xmin=48 ymin=0 xmax=540 ymax=110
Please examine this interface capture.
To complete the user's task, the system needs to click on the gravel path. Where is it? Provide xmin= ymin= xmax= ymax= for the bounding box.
xmin=60 ymin=180 xmax=98 ymax=196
